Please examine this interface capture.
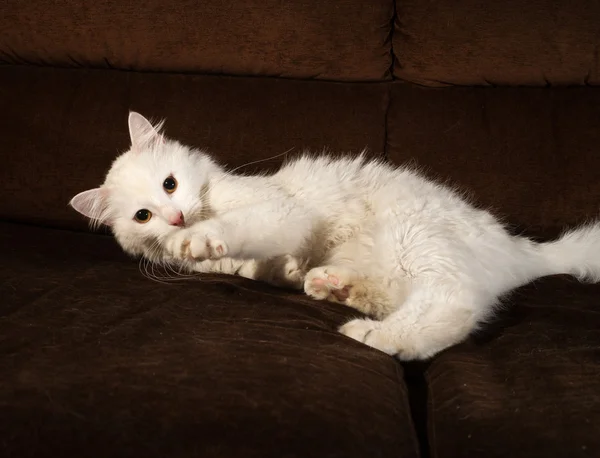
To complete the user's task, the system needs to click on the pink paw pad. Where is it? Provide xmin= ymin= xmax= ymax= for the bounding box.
xmin=311 ymin=277 xmax=326 ymax=287
xmin=332 ymin=285 xmax=351 ymax=301
xmin=312 ymin=274 xmax=350 ymax=301
xmin=213 ymin=243 xmax=225 ymax=257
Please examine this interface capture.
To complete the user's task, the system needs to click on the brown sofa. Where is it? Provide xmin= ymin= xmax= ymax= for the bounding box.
xmin=1 ymin=1 xmax=599 ymax=457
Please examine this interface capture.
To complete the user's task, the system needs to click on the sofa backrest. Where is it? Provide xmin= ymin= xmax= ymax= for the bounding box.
xmin=1 ymin=0 xmax=599 ymax=234
xmin=393 ymin=0 xmax=600 ymax=86
xmin=0 ymin=0 xmax=394 ymax=82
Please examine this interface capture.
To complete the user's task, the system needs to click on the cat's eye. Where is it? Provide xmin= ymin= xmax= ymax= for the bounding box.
xmin=163 ymin=176 xmax=178 ymax=194
xmin=134 ymin=209 xmax=152 ymax=223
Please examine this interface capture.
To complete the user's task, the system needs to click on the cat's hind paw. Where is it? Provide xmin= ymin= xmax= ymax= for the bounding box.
xmin=304 ymin=266 xmax=356 ymax=302
xmin=339 ymin=318 xmax=396 ymax=356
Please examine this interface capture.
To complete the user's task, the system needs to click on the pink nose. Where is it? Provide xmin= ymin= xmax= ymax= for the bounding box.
xmin=169 ymin=211 xmax=185 ymax=227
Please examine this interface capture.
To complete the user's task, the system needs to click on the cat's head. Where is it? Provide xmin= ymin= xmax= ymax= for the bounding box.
xmin=70 ymin=112 xmax=221 ymax=258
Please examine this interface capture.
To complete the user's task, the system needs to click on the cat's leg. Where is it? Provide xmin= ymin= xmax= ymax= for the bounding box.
xmin=165 ymin=199 xmax=313 ymax=262
xmin=304 ymin=266 xmax=397 ymax=318
xmin=192 ymin=257 xmax=251 ymax=276
xmin=192 ymin=255 xmax=306 ymax=289
xmin=343 ymin=278 xmax=400 ymax=319
xmin=336 ymin=208 xmax=489 ymax=360
xmin=339 ymin=280 xmax=487 ymax=360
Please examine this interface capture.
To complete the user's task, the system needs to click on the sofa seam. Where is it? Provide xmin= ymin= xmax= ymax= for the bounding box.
xmin=383 ymin=0 xmax=396 ymax=161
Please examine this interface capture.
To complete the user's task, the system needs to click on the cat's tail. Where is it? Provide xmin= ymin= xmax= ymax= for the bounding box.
xmin=539 ymin=222 xmax=600 ymax=282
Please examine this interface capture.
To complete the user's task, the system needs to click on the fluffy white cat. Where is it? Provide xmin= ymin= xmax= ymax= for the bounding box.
xmin=70 ymin=112 xmax=600 ymax=360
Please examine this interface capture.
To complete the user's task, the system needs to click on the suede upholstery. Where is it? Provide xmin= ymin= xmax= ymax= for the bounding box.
xmin=1 ymin=0 xmax=599 ymax=457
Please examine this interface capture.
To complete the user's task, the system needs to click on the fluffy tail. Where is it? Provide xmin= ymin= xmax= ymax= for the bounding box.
xmin=540 ymin=222 xmax=600 ymax=282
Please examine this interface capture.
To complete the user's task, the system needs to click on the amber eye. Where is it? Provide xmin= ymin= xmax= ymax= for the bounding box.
xmin=134 ymin=209 xmax=152 ymax=223
xmin=163 ymin=176 xmax=178 ymax=194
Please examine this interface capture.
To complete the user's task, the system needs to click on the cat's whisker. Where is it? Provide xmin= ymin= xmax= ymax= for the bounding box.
xmin=138 ymin=256 xmax=147 ymax=280
xmin=141 ymin=257 xmax=163 ymax=284
xmin=141 ymin=234 xmax=205 ymax=283
xmin=225 ymin=147 xmax=295 ymax=176
xmin=190 ymin=148 xmax=296 ymax=222
xmin=161 ymin=260 xmax=181 ymax=280
xmin=142 ymin=254 xmax=155 ymax=280
xmin=150 ymin=261 xmax=172 ymax=284
xmin=145 ymin=258 xmax=162 ymax=283
xmin=140 ymin=238 xmax=179 ymax=284
xmin=148 ymin=244 xmax=178 ymax=282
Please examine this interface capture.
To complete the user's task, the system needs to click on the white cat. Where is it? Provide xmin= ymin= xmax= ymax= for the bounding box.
xmin=70 ymin=112 xmax=600 ymax=360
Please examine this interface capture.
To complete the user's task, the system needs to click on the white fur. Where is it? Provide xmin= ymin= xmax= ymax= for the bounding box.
xmin=70 ymin=112 xmax=600 ymax=360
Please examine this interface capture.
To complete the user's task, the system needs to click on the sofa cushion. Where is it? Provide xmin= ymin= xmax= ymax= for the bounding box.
xmin=0 ymin=66 xmax=389 ymax=231
xmin=424 ymin=277 xmax=600 ymax=457
xmin=0 ymin=222 xmax=419 ymax=458
xmin=0 ymin=0 xmax=394 ymax=81
xmin=394 ymin=0 xmax=600 ymax=86
xmin=386 ymin=83 xmax=600 ymax=233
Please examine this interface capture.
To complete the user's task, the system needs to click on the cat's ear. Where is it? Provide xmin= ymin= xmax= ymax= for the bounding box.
xmin=69 ymin=188 xmax=111 ymax=225
xmin=128 ymin=111 xmax=163 ymax=152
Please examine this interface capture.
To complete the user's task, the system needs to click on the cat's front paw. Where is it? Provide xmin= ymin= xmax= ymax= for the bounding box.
xmin=187 ymin=222 xmax=228 ymax=261
xmin=166 ymin=222 xmax=229 ymax=262
xmin=187 ymin=234 xmax=227 ymax=261
xmin=164 ymin=229 xmax=194 ymax=261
